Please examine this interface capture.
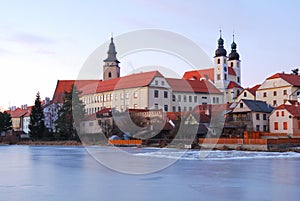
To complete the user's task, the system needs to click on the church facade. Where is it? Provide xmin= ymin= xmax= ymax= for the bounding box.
xmin=183 ymin=31 xmax=243 ymax=103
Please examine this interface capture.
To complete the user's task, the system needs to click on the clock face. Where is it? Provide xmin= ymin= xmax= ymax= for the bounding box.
xmin=223 ymin=67 xmax=227 ymax=72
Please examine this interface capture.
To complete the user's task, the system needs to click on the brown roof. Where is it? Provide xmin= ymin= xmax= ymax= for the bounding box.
xmin=267 ymin=73 xmax=300 ymax=87
xmin=166 ymin=78 xmax=222 ymax=94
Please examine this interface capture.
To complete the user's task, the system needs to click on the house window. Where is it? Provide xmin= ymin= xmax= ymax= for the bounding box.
xmin=263 ymin=125 xmax=267 ymax=132
xmin=281 ymin=111 xmax=285 ymax=116
xmin=224 ymin=74 xmax=227 ymax=80
xmin=202 ymin=96 xmax=207 ymax=99
xmin=125 ymin=92 xmax=129 ymax=99
xmin=194 ymin=96 xmax=197 ymax=103
xmin=134 ymin=91 xmax=138 ymax=99
xmin=273 ymin=100 xmax=277 ymax=106
xmin=276 ymin=111 xmax=279 ymax=117
xmin=172 ymin=106 xmax=176 ymax=112
xmin=263 ymin=114 xmax=267 ymax=120
xmin=172 ymin=94 xmax=176 ymax=101
xmin=164 ymin=91 xmax=168 ymax=98
xmin=237 ymin=77 xmax=240 ymax=83
xmin=183 ymin=95 xmax=187 ymax=102
xmin=189 ymin=107 xmax=192 ymax=111
xmin=154 ymin=90 xmax=159 ymax=98
xmin=115 ymin=94 xmax=118 ymax=100
xmin=273 ymin=91 xmax=277 ymax=96
xmin=283 ymin=90 xmax=287 ymax=95
xmin=263 ymin=92 xmax=267 ymax=97
xmin=237 ymin=90 xmax=240 ymax=96
xmin=178 ymin=95 xmax=181 ymax=102
xmin=178 ymin=106 xmax=181 ymax=112
xmin=240 ymin=103 xmax=243 ymax=108
xmin=283 ymin=122 xmax=288 ymax=130
xmin=108 ymin=72 xmax=112 ymax=78
xmin=189 ymin=96 xmax=192 ymax=102
xmin=155 ymin=80 xmax=158 ymax=85
xmin=244 ymin=92 xmax=247 ymax=97
xmin=224 ymin=58 xmax=226 ymax=63
xmin=274 ymin=122 xmax=278 ymax=130
xmin=256 ymin=113 xmax=260 ymax=120
xmin=217 ymin=58 xmax=220 ymax=64
xmin=183 ymin=107 xmax=187 ymax=111
xmin=213 ymin=97 xmax=216 ymax=104
xmin=230 ymin=62 xmax=233 ymax=67
xmin=217 ymin=74 xmax=221 ymax=80
xmin=256 ymin=125 xmax=260 ymax=131
xmin=161 ymin=81 xmax=165 ymax=86
xmin=164 ymin=105 xmax=168 ymax=112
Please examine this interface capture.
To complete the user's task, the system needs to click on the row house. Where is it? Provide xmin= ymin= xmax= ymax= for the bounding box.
xmin=269 ymin=101 xmax=300 ymax=135
xmin=226 ymin=99 xmax=273 ymax=133
xmin=6 ymin=105 xmax=32 ymax=133
xmin=256 ymin=73 xmax=300 ymax=106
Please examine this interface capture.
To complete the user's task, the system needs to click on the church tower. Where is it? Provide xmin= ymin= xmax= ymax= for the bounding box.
xmin=214 ymin=30 xmax=229 ymax=90
xmin=103 ymin=36 xmax=120 ymax=81
xmin=228 ymin=33 xmax=241 ymax=85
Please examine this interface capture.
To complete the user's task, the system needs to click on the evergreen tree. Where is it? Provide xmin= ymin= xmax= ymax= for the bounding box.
xmin=55 ymin=85 xmax=85 ymax=141
xmin=0 ymin=111 xmax=12 ymax=133
xmin=29 ymin=92 xmax=46 ymax=140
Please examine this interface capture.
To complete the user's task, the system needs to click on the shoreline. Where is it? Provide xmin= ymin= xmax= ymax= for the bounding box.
xmin=1 ymin=140 xmax=299 ymax=153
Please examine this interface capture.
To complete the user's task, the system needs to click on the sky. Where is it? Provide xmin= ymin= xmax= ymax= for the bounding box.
xmin=1 ymin=0 xmax=300 ymax=110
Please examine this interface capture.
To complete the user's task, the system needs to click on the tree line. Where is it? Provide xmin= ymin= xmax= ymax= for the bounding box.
xmin=29 ymin=85 xmax=85 ymax=141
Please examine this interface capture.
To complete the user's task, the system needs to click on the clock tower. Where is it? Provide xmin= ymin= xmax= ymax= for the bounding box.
xmin=214 ymin=30 xmax=229 ymax=91
xmin=103 ymin=36 xmax=120 ymax=81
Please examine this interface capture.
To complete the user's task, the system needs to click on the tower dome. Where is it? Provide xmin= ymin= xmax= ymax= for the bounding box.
xmin=215 ymin=30 xmax=227 ymax=57
xmin=228 ymin=34 xmax=240 ymax=61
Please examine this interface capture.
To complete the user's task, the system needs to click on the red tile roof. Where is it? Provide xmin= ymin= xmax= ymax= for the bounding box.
xmin=227 ymin=81 xmax=243 ymax=89
xmin=275 ymin=104 xmax=300 ymax=117
xmin=6 ymin=107 xmax=32 ymax=118
xmin=228 ymin=67 xmax=236 ymax=76
xmin=267 ymin=73 xmax=300 ymax=87
xmin=240 ymin=84 xmax=261 ymax=96
xmin=96 ymin=71 xmax=164 ymax=93
xmin=52 ymin=80 xmax=99 ymax=103
xmin=166 ymin=78 xmax=222 ymax=94
xmin=183 ymin=69 xmax=215 ymax=82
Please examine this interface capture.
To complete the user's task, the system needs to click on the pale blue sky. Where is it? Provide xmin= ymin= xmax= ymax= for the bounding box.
xmin=1 ymin=0 xmax=300 ymax=109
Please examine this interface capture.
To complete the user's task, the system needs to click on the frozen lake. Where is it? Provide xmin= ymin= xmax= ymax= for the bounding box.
xmin=1 ymin=145 xmax=300 ymax=201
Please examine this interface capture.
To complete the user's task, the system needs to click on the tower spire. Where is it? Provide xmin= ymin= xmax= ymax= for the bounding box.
xmin=215 ymin=29 xmax=227 ymax=57
xmin=228 ymin=32 xmax=239 ymax=61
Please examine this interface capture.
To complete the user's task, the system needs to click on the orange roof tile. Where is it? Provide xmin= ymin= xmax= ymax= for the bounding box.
xmin=267 ymin=73 xmax=300 ymax=87
xmin=227 ymin=81 xmax=243 ymax=89
xmin=7 ymin=107 xmax=32 ymax=118
xmin=166 ymin=78 xmax=222 ymax=94
xmin=228 ymin=67 xmax=236 ymax=76
xmin=183 ymin=69 xmax=215 ymax=82
xmin=275 ymin=104 xmax=300 ymax=117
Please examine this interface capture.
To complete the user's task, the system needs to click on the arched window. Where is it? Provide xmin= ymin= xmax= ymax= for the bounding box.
xmin=217 ymin=58 xmax=220 ymax=64
xmin=108 ymin=72 xmax=112 ymax=78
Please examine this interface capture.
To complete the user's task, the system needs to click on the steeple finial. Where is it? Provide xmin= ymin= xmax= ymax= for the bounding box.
xmin=219 ymin=29 xmax=222 ymax=38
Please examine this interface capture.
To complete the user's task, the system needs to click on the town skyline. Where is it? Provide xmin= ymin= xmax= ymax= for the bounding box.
xmin=1 ymin=0 xmax=300 ymax=109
